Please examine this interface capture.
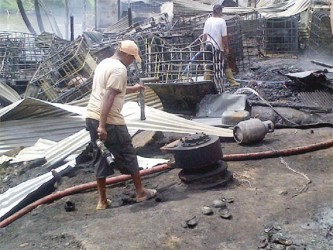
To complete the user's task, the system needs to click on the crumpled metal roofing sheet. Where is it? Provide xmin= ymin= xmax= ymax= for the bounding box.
xmin=0 ymin=98 xmax=85 ymax=121
xmin=123 ymin=101 xmax=233 ymax=137
xmin=0 ymin=81 xmax=21 ymax=105
xmin=0 ymin=115 xmax=86 ymax=154
xmin=104 ymin=16 xmax=129 ymax=34
xmin=173 ymin=0 xmax=255 ymax=17
xmin=257 ymin=0 xmax=310 ymax=18
xmin=0 ymin=98 xmax=232 ymax=155
xmin=9 ymin=139 xmax=56 ymax=164
xmin=173 ymin=0 xmax=309 ymax=18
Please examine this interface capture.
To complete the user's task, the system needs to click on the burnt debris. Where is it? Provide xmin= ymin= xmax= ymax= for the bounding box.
xmin=0 ymin=1 xmax=332 ymax=113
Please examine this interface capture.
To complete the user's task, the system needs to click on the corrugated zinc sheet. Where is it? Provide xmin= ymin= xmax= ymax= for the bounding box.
xmin=104 ymin=16 xmax=129 ymax=34
xmin=257 ymin=0 xmax=311 ymax=18
xmin=173 ymin=0 xmax=309 ymax=18
xmin=0 ymin=99 xmax=232 ymax=155
xmin=0 ymin=116 xmax=86 ymax=154
xmin=173 ymin=0 xmax=255 ymax=17
xmin=122 ymin=101 xmax=234 ymax=137
xmin=0 ymin=98 xmax=85 ymax=121
xmin=0 ymin=81 xmax=21 ymax=105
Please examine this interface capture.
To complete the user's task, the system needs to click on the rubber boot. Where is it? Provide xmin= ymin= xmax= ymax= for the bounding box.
xmin=225 ymin=68 xmax=240 ymax=87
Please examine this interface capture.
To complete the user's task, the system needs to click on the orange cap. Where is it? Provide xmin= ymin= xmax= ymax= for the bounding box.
xmin=118 ymin=40 xmax=142 ymax=62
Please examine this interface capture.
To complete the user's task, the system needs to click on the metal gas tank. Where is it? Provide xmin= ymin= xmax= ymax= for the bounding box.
xmin=161 ymin=133 xmax=223 ymax=169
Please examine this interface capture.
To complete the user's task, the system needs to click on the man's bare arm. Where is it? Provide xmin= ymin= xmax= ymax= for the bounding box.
xmin=98 ymin=88 xmax=118 ymax=140
xmin=222 ymin=35 xmax=229 ymax=55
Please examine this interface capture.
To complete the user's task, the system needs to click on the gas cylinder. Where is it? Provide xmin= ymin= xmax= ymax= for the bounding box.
xmin=233 ymin=119 xmax=274 ymax=144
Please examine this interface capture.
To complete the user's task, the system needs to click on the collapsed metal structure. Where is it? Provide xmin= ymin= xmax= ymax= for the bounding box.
xmin=25 ymin=37 xmax=96 ymax=103
xmin=308 ymin=8 xmax=333 ymax=54
xmin=0 ymin=1 xmax=331 ymax=108
xmin=0 ymin=32 xmax=67 ymax=87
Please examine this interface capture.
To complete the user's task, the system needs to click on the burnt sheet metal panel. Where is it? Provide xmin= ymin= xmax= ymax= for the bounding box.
xmin=145 ymin=81 xmax=217 ymax=115
xmin=299 ymin=91 xmax=333 ymax=110
xmin=196 ymin=93 xmax=251 ymax=118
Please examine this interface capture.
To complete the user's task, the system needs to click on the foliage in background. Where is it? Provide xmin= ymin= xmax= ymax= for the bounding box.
xmin=0 ymin=0 xmax=94 ymax=13
xmin=0 ymin=0 xmax=19 ymax=12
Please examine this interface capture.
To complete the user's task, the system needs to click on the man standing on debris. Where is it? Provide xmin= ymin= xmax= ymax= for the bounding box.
xmin=85 ymin=40 xmax=157 ymax=210
xmin=203 ymin=4 xmax=240 ymax=87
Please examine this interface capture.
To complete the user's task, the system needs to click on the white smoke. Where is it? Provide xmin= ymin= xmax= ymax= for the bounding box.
xmin=160 ymin=1 xmax=173 ymax=23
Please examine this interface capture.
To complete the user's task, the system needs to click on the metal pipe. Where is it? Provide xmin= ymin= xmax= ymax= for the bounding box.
xmin=70 ymin=16 xmax=74 ymax=41
xmin=65 ymin=0 xmax=69 ymax=40
xmin=128 ymin=0 xmax=132 ymax=27
xmin=118 ymin=0 xmax=121 ymax=21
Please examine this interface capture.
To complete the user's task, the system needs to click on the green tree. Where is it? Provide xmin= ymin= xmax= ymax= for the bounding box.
xmin=0 ymin=0 xmax=34 ymax=13
xmin=0 ymin=0 xmax=94 ymax=14
xmin=0 ymin=0 xmax=18 ymax=12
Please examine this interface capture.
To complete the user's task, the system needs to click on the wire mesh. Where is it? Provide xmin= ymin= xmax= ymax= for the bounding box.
xmin=0 ymin=32 xmax=54 ymax=83
xmin=308 ymin=10 xmax=333 ymax=56
xmin=0 ymin=31 xmax=71 ymax=96
xmin=135 ymin=33 xmax=224 ymax=94
xmin=262 ymin=17 xmax=299 ymax=57
xmin=171 ymin=14 xmax=209 ymax=33
xmin=25 ymin=36 xmax=97 ymax=103
xmin=239 ymin=14 xmax=265 ymax=68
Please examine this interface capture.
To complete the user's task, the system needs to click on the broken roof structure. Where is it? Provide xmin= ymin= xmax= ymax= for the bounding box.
xmin=0 ymin=0 xmax=332 ymax=233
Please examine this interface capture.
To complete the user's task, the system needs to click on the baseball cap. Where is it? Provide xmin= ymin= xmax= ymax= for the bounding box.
xmin=118 ymin=40 xmax=142 ymax=62
xmin=213 ymin=4 xmax=222 ymax=12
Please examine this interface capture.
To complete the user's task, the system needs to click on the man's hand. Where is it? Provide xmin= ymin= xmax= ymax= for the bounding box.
xmin=97 ymin=126 xmax=107 ymax=141
xmin=133 ymin=83 xmax=145 ymax=92
xmin=126 ymin=83 xmax=145 ymax=94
